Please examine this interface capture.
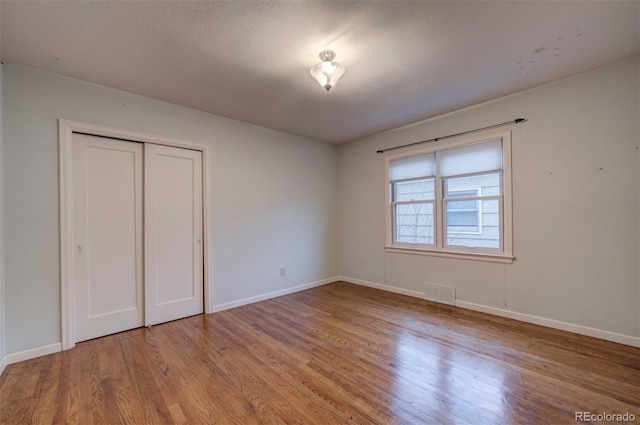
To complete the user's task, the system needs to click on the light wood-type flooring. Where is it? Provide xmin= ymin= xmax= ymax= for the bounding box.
xmin=1 ymin=282 xmax=638 ymax=424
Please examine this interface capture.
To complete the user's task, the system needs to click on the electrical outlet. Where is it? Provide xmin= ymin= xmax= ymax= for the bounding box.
xmin=280 ymin=267 xmax=286 ymax=277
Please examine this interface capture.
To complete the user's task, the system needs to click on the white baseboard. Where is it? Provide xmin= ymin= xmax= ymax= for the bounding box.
xmin=212 ymin=277 xmax=338 ymax=312
xmin=4 ymin=342 xmax=62 ymax=366
xmin=0 ymin=354 xmax=7 ymax=376
xmin=339 ymin=276 xmax=640 ymax=348
xmin=455 ymin=300 xmax=640 ymax=348
xmin=338 ymin=276 xmax=425 ymax=299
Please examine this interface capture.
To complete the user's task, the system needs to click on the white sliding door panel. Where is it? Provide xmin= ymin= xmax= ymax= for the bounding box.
xmin=72 ymin=134 xmax=144 ymax=342
xmin=145 ymin=144 xmax=203 ymax=325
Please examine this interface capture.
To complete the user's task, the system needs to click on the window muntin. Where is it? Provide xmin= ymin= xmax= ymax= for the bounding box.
xmin=386 ymin=133 xmax=511 ymax=259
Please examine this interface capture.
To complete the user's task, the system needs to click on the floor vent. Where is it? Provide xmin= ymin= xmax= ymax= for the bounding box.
xmin=425 ymin=282 xmax=456 ymax=306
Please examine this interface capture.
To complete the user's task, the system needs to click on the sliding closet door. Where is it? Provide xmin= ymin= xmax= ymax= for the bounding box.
xmin=145 ymin=144 xmax=203 ymax=326
xmin=72 ymin=134 xmax=144 ymax=342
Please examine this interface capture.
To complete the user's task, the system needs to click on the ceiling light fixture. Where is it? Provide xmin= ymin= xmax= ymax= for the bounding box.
xmin=309 ymin=50 xmax=345 ymax=92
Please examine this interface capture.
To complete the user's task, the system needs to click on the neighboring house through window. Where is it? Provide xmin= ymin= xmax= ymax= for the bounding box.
xmin=446 ymin=188 xmax=481 ymax=231
xmin=385 ymin=130 xmax=513 ymax=262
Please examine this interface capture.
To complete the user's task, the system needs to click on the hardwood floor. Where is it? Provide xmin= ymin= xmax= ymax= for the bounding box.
xmin=1 ymin=281 xmax=638 ymax=424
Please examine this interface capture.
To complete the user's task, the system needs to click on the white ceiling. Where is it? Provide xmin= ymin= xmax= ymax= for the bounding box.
xmin=2 ymin=1 xmax=639 ymax=143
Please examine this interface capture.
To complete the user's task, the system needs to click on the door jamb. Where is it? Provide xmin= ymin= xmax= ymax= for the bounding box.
xmin=59 ymin=119 xmax=213 ymax=350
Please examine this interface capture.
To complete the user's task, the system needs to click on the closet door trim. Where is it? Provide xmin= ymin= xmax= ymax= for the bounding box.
xmin=59 ymin=119 xmax=212 ymax=350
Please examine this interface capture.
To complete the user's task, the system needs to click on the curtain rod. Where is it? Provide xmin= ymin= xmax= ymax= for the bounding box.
xmin=376 ymin=118 xmax=527 ymax=154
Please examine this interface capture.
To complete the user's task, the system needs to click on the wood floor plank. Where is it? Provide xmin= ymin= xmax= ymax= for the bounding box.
xmin=0 ymin=281 xmax=638 ymax=424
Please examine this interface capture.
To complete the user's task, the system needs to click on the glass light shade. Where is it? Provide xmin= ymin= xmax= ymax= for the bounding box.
xmin=310 ymin=60 xmax=345 ymax=91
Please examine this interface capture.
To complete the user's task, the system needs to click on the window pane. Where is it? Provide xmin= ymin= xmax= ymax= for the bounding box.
xmin=447 ymin=198 xmax=480 ymax=229
xmin=440 ymin=139 xmax=502 ymax=177
xmin=447 ymin=198 xmax=480 ymax=231
xmin=447 ymin=210 xmax=478 ymax=227
xmin=393 ymin=178 xmax=434 ymax=201
xmin=395 ymin=202 xmax=434 ymax=244
xmin=446 ymin=199 xmax=500 ymax=249
xmin=448 ymin=199 xmax=477 ymax=210
xmin=445 ymin=173 xmax=501 ymax=197
xmin=389 ymin=153 xmax=435 ymax=181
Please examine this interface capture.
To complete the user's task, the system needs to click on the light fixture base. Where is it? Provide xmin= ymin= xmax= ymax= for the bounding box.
xmin=318 ymin=50 xmax=336 ymax=62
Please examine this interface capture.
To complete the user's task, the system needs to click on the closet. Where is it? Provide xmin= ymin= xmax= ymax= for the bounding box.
xmin=71 ymin=133 xmax=203 ymax=342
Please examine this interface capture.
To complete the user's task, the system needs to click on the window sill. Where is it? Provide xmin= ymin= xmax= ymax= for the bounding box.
xmin=385 ymin=246 xmax=514 ymax=264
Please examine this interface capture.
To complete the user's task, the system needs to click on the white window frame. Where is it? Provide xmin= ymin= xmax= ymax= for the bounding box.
xmin=385 ymin=129 xmax=513 ymax=263
xmin=391 ymin=177 xmax=436 ymax=246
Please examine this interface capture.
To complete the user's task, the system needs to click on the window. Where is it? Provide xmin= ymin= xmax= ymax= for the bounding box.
xmin=386 ymin=131 xmax=513 ymax=262
xmin=446 ymin=188 xmax=480 ymax=230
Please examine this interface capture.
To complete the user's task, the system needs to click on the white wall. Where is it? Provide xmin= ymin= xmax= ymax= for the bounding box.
xmin=339 ymin=58 xmax=640 ymax=339
xmin=3 ymin=64 xmax=339 ymax=354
